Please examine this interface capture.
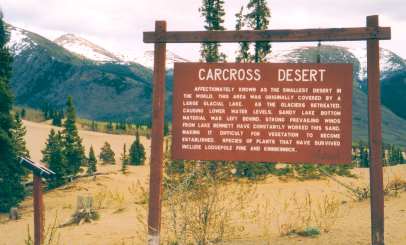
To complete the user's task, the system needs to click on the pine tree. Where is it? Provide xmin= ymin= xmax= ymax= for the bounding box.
xmin=62 ymin=96 xmax=85 ymax=176
xmin=20 ymin=108 xmax=26 ymax=118
xmin=106 ymin=121 xmax=113 ymax=132
xmin=199 ymin=0 xmax=226 ymax=62
xmin=11 ymin=114 xmax=30 ymax=158
xmin=129 ymin=129 xmax=146 ymax=166
xmin=42 ymin=129 xmax=66 ymax=189
xmin=91 ymin=120 xmax=98 ymax=131
xmin=87 ymin=146 xmax=97 ymax=176
xmin=0 ymin=11 xmax=26 ymax=212
xmin=235 ymin=6 xmax=250 ymax=63
xmin=399 ymin=148 xmax=405 ymax=164
xmin=52 ymin=110 xmax=62 ymax=126
xmin=99 ymin=142 xmax=116 ymax=165
xmin=121 ymin=144 xmax=129 ymax=174
xmin=360 ymin=143 xmax=369 ymax=168
xmin=163 ymin=122 xmax=170 ymax=136
xmin=245 ymin=0 xmax=271 ymax=62
xmin=388 ymin=144 xmax=396 ymax=165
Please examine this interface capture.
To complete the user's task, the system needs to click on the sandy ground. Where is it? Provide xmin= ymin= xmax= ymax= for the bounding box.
xmin=0 ymin=121 xmax=405 ymax=245
xmin=22 ymin=120 xmax=151 ymax=164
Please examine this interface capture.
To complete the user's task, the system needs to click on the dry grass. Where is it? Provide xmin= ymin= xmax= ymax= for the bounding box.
xmin=25 ymin=212 xmax=61 ymax=245
xmin=384 ymin=174 xmax=406 ymax=197
xmin=254 ymin=192 xmax=342 ymax=238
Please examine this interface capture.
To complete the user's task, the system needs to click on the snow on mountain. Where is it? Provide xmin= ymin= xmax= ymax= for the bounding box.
xmin=268 ymin=45 xmax=406 ymax=82
xmin=133 ymin=50 xmax=189 ymax=69
xmin=348 ymin=47 xmax=406 ymax=81
xmin=6 ymin=25 xmax=37 ymax=56
xmin=268 ymin=48 xmax=304 ymax=63
xmin=54 ymin=34 xmax=121 ymax=62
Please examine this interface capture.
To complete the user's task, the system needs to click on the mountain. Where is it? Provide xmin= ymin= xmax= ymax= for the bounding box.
xmin=54 ymin=34 xmax=122 ymax=63
xmin=6 ymin=24 xmax=159 ymax=122
xmin=269 ymin=45 xmax=406 ymax=121
xmin=5 ymin=24 xmax=406 ymax=146
xmin=133 ymin=50 xmax=189 ymax=69
xmin=53 ymin=34 xmax=189 ymax=69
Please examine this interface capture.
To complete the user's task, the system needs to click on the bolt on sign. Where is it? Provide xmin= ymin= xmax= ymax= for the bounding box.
xmin=172 ymin=63 xmax=352 ymax=164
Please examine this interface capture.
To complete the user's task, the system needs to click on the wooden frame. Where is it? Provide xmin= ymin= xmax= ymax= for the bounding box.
xmin=143 ymin=15 xmax=390 ymax=245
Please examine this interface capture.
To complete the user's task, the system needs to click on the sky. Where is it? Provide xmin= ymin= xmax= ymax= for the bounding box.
xmin=0 ymin=0 xmax=405 ymax=60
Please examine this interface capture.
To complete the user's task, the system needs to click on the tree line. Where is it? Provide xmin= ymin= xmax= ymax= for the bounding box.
xmin=42 ymin=96 xmax=147 ymax=189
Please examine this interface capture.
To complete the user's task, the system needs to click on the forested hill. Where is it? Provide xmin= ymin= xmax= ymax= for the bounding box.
xmin=6 ymin=24 xmax=406 ymax=146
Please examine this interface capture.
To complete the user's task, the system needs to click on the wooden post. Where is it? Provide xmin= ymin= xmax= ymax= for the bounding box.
xmin=33 ymin=175 xmax=44 ymax=245
xmin=147 ymin=20 xmax=167 ymax=245
xmin=367 ymin=15 xmax=384 ymax=245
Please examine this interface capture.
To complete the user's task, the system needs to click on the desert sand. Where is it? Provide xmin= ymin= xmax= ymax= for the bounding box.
xmin=0 ymin=121 xmax=405 ymax=245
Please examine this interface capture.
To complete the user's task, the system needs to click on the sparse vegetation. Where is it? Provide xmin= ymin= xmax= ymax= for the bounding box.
xmin=25 ymin=213 xmax=61 ymax=245
xmin=61 ymin=196 xmax=99 ymax=226
xmin=256 ymin=192 xmax=341 ymax=238
xmin=13 ymin=106 xmax=45 ymax=122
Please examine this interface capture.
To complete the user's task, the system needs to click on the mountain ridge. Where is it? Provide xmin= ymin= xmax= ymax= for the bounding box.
xmin=54 ymin=33 xmax=122 ymax=62
xmin=5 ymin=23 xmax=406 ymax=146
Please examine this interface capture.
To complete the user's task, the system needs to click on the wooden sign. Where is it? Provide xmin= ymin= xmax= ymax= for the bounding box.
xmin=144 ymin=16 xmax=389 ymax=245
xmin=172 ymin=63 xmax=352 ymax=164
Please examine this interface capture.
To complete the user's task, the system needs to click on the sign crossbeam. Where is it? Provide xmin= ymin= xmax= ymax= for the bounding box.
xmin=144 ymin=26 xmax=391 ymax=43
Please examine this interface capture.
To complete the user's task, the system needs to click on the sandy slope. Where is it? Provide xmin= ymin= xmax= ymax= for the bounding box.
xmin=0 ymin=121 xmax=405 ymax=245
xmin=22 ymin=120 xmax=151 ymax=164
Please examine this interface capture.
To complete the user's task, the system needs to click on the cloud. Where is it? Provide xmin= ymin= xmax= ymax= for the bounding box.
xmin=0 ymin=0 xmax=405 ymax=59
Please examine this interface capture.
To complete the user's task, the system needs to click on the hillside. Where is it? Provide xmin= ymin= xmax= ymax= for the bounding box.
xmin=268 ymin=45 xmax=406 ymax=146
xmin=6 ymin=24 xmax=162 ymax=122
xmin=5 ymin=24 xmax=406 ymax=145
xmin=269 ymin=45 xmax=406 ymax=121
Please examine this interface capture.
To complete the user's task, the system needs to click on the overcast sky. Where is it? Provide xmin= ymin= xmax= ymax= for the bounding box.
xmin=0 ymin=0 xmax=405 ymax=60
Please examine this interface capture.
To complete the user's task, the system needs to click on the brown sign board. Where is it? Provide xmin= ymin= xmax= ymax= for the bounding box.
xmin=171 ymin=63 xmax=352 ymax=164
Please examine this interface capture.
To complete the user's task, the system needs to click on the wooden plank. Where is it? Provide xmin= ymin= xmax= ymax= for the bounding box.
xmin=367 ymin=15 xmax=385 ymax=245
xmin=33 ymin=175 xmax=44 ymax=245
xmin=147 ymin=20 xmax=167 ymax=245
xmin=144 ymin=26 xmax=391 ymax=43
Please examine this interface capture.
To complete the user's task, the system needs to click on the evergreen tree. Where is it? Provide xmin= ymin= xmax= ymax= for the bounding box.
xmin=20 ymin=108 xmax=26 ymax=118
xmin=388 ymin=144 xmax=396 ymax=165
xmin=129 ymin=129 xmax=146 ymax=166
xmin=199 ymin=0 xmax=226 ymax=62
xmin=398 ymin=148 xmax=405 ymax=164
xmin=245 ymin=0 xmax=271 ymax=62
xmin=359 ymin=142 xmax=369 ymax=168
xmin=91 ymin=120 xmax=98 ymax=131
xmin=106 ymin=121 xmax=113 ymax=132
xmin=42 ymin=129 xmax=66 ymax=189
xmin=51 ymin=110 xmax=63 ymax=126
xmin=121 ymin=144 xmax=129 ymax=174
xmin=99 ymin=142 xmax=116 ymax=165
xmin=87 ymin=146 xmax=97 ymax=176
xmin=11 ymin=114 xmax=30 ymax=158
xmin=0 ymin=11 xmax=26 ymax=212
xmin=235 ymin=6 xmax=250 ymax=63
xmin=62 ymin=96 xmax=85 ymax=176
xmin=163 ymin=122 xmax=170 ymax=136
